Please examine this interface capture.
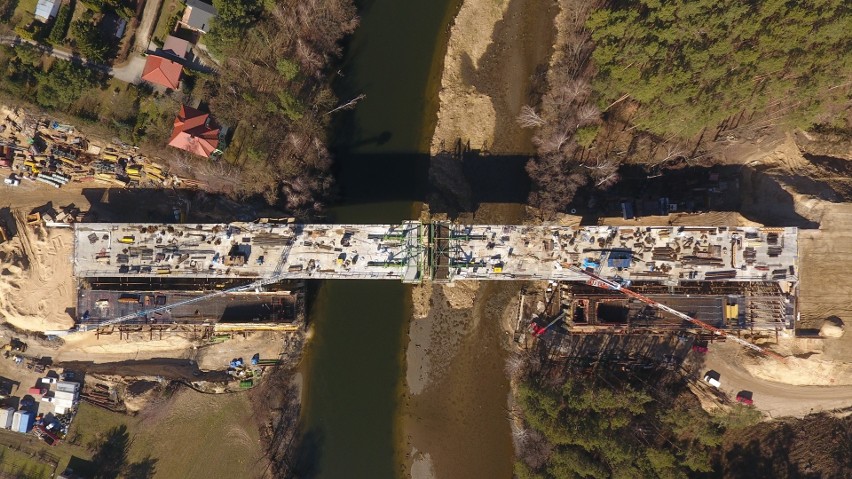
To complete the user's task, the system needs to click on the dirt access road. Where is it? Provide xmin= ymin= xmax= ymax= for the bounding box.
xmin=134 ymin=0 xmax=163 ymax=53
xmin=699 ymin=341 xmax=852 ymax=418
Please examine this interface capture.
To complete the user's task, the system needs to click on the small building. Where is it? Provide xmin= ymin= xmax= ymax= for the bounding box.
xmin=168 ymin=105 xmax=220 ymax=158
xmin=14 ymin=411 xmax=33 ymax=433
xmin=0 ymin=407 xmax=13 ymax=429
xmin=141 ymin=55 xmax=183 ymax=90
xmin=53 ymin=381 xmax=80 ymax=414
xmin=162 ymin=35 xmax=190 ymax=59
xmin=57 ymin=380 xmax=80 ymax=394
xmin=10 ymin=410 xmax=21 ymax=432
xmin=180 ymin=0 xmax=217 ymax=34
xmin=607 ymin=249 xmax=633 ymax=269
xmin=34 ymin=0 xmax=59 ymax=22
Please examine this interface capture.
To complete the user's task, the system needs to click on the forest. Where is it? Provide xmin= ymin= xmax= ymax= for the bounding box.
xmin=510 ymin=347 xmax=852 ymax=479
xmin=523 ymin=0 xmax=851 ymax=216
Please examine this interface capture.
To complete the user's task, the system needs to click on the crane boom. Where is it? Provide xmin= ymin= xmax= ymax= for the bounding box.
xmin=531 ymin=310 xmax=566 ymax=337
xmin=569 ymin=266 xmax=785 ymax=361
xmin=90 ymin=273 xmax=288 ymax=329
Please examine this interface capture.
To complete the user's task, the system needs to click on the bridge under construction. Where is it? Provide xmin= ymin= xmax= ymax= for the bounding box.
xmin=70 ymin=221 xmax=799 ymax=335
xmin=73 ymin=221 xmax=798 ymax=284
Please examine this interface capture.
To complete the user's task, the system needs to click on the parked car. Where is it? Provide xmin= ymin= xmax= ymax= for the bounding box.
xmin=4 ymin=175 xmax=19 ymax=186
xmin=703 ymin=370 xmax=721 ymax=388
xmin=736 ymin=390 xmax=754 ymax=405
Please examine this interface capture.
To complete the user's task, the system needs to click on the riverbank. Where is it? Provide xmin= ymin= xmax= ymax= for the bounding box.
xmin=403 ymin=205 xmax=529 ymax=479
xmin=406 ymin=0 xmax=558 ymax=475
xmin=429 ymin=0 xmax=557 ymax=155
xmin=406 ymin=279 xmax=522 ymax=478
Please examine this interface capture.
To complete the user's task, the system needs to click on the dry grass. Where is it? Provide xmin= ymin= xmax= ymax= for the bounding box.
xmin=36 ymin=388 xmax=263 ymax=479
xmin=130 ymin=388 xmax=264 ymax=479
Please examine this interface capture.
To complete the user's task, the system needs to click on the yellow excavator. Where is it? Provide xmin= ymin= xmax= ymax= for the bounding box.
xmin=1 ymin=338 xmax=27 ymax=355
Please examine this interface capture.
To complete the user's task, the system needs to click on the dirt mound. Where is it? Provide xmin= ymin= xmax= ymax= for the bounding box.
xmin=820 ymin=317 xmax=845 ymax=338
xmin=58 ymin=358 xmax=230 ymax=382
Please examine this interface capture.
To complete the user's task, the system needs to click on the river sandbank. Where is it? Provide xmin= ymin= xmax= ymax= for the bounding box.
xmin=405 ymin=1 xmax=559 ymax=475
xmin=429 ymin=0 xmax=557 ymax=155
xmin=405 ymin=280 xmax=523 ymax=479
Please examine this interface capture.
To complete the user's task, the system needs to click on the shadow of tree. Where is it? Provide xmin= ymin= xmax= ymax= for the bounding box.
xmin=125 ymin=455 xmax=158 ymax=479
xmin=87 ymin=424 xmax=158 ymax=479
xmin=90 ymin=425 xmax=130 ymax=479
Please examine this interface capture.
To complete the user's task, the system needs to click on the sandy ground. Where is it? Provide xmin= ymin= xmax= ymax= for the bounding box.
xmin=797 ymin=203 xmax=852 ymax=328
xmin=194 ymin=331 xmax=289 ymax=370
xmin=430 ymin=0 xmax=556 ymax=155
xmin=699 ymin=341 xmax=852 ymax=418
xmin=0 ymin=217 xmax=75 ymax=332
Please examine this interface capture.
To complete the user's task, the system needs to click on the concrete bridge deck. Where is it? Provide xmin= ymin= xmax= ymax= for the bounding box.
xmin=73 ymin=222 xmax=798 ymax=286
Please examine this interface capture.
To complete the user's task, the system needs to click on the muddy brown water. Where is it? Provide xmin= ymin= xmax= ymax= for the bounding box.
xmin=298 ymin=0 xmax=462 ymax=477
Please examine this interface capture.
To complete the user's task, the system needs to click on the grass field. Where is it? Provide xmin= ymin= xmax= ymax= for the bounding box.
xmin=0 ymin=443 xmax=56 ymax=479
xmin=0 ymin=387 xmax=264 ymax=479
xmin=130 ymin=388 xmax=264 ymax=479
xmin=10 ymin=0 xmax=37 ymax=27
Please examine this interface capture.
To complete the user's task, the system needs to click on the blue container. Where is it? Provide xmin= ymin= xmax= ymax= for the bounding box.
xmin=17 ymin=411 xmax=32 ymax=433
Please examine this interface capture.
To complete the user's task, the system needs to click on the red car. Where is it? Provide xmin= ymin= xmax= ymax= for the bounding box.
xmin=736 ymin=391 xmax=754 ymax=405
xmin=691 ymin=344 xmax=708 ymax=353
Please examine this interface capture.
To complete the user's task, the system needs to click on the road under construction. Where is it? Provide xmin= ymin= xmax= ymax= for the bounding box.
xmin=69 ymin=221 xmax=800 ymax=347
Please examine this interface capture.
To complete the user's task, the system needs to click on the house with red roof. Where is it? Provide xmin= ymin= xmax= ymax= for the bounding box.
xmin=168 ymin=105 xmax=220 ymax=158
xmin=142 ymin=55 xmax=183 ymax=90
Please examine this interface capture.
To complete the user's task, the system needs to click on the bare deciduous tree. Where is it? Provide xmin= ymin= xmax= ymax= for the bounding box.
xmin=577 ymin=103 xmax=601 ymax=125
xmin=516 ymin=105 xmax=546 ymax=128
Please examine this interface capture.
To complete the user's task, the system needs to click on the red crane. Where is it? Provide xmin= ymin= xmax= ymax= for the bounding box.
xmin=529 ymin=310 xmax=566 ymax=337
xmin=568 ymin=266 xmax=786 ymax=362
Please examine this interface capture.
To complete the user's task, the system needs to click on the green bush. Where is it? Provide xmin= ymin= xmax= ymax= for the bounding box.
xmin=70 ymin=20 xmax=110 ymax=63
xmin=35 ymin=60 xmax=99 ymax=109
xmin=48 ymin=5 xmax=72 ymax=44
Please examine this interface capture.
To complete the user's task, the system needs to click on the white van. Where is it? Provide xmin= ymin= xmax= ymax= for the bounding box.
xmin=703 ymin=370 xmax=721 ymax=388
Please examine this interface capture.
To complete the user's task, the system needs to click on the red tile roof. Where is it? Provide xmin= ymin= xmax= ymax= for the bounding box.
xmin=168 ymin=105 xmax=220 ymax=158
xmin=142 ymin=55 xmax=182 ymax=89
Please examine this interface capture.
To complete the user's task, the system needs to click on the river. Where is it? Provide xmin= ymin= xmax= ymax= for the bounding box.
xmin=299 ymin=0 xmax=461 ymax=477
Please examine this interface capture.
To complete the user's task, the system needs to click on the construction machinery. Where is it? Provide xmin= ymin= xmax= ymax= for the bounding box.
xmin=529 ymin=311 xmax=567 ymax=337
xmin=1 ymin=338 xmax=27 ymax=354
xmin=567 ymin=265 xmax=785 ymax=361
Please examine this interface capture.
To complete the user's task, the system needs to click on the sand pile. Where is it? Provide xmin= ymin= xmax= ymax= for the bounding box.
xmin=820 ymin=318 xmax=845 ymax=338
xmin=56 ymin=332 xmax=194 ymax=362
xmin=0 ymin=219 xmax=75 ymax=332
